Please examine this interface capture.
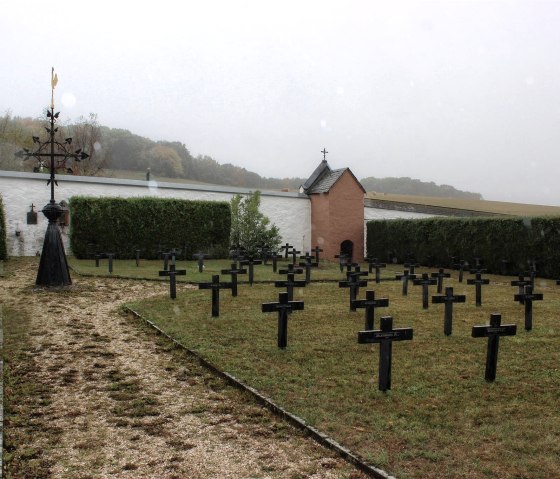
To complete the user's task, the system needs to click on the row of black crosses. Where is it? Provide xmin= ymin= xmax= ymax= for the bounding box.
xmin=83 ymin=235 xmax=552 ymax=392
xmin=136 ymin=244 xmax=545 ymax=391
xmin=335 ymin=258 xmax=540 ymax=390
xmin=195 ymin=249 xmax=547 ymax=391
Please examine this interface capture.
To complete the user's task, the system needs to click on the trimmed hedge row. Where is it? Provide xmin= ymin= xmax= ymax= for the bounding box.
xmin=0 ymin=195 xmax=6 ymax=260
xmin=366 ymin=216 xmax=560 ymax=278
xmin=69 ymin=196 xmax=231 ymax=259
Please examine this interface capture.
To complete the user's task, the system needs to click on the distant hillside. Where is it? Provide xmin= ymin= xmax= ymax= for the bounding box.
xmin=1 ymin=111 xmax=481 ymax=197
xmin=0 ymin=112 xmax=306 ymax=190
xmin=360 ymin=176 xmax=482 ymax=200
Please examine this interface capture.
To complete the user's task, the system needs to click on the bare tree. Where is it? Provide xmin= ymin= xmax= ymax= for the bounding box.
xmin=66 ymin=113 xmax=107 ymax=176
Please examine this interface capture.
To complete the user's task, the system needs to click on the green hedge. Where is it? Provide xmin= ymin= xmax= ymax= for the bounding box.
xmin=0 ymin=195 xmax=6 ymax=260
xmin=69 ymin=196 xmax=231 ymax=259
xmin=367 ymin=216 xmax=560 ymax=278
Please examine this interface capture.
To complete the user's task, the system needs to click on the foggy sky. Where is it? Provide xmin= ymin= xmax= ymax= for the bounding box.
xmin=2 ymin=0 xmax=560 ymax=205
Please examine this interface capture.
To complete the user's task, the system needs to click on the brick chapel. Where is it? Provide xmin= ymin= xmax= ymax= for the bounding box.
xmin=301 ymin=159 xmax=366 ymax=262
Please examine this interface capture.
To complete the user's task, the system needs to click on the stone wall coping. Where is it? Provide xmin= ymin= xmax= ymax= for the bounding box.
xmin=0 ymin=170 xmax=308 ymax=199
xmin=364 ymin=197 xmax=504 ymax=217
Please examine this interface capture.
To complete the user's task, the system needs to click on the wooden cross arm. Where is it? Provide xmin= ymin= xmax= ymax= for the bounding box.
xmin=514 ymin=293 xmax=543 ymax=301
xmin=432 ymin=295 xmax=466 ymax=304
xmin=261 ymin=301 xmax=304 ymax=312
xmin=199 ymin=281 xmax=232 ymax=290
xmin=352 ymin=298 xmax=389 ymax=308
xmin=511 ymin=280 xmax=530 ymax=286
xmin=412 ymin=278 xmax=437 ymax=285
xmin=471 ymin=324 xmax=517 ymax=338
xmin=358 ymin=328 xmax=413 ymax=344
xmin=221 ymin=268 xmax=247 ymax=274
xmin=349 ymin=271 xmax=369 ymax=278
xmin=431 ymin=272 xmax=451 ymax=278
xmin=279 ymin=267 xmax=304 ymax=275
xmin=275 ymin=280 xmax=307 ymax=288
xmin=395 ymin=273 xmax=417 ymax=280
xmin=298 ymin=261 xmax=318 ymax=267
xmin=338 ymin=280 xmax=368 ymax=288
xmin=467 ymin=279 xmax=490 ymax=285
xmin=241 ymin=259 xmax=263 ymax=265
xmin=159 ymin=269 xmax=186 ymax=276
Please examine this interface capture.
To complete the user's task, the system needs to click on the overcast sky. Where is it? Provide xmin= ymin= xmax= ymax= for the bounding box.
xmin=2 ymin=0 xmax=560 ymax=205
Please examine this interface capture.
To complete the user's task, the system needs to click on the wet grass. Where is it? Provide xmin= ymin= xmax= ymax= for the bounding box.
xmin=127 ymin=268 xmax=560 ymax=479
xmin=68 ymin=256 xmax=389 ymax=283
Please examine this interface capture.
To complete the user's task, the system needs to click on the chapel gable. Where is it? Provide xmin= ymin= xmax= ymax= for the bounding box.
xmin=302 ymin=158 xmax=366 ymax=262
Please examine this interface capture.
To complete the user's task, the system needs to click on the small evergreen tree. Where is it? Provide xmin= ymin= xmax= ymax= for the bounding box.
xmin=230 ymin=191 xmax=281 ymax=255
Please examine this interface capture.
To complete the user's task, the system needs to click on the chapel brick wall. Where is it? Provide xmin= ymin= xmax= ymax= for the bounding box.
xmin=310 ymin=170 xmax=365 ymax=262
xmin=327 ymin=171 xmax=365 ymax=261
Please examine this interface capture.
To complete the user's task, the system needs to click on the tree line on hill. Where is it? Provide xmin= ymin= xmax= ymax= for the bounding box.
xmin=0 ymin=110 xmax=481 ymax=198
xmin=360 ymin=176 xmax=482 ymax=200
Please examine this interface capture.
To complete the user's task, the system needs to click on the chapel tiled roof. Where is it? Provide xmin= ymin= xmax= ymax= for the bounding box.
xmin=301 ymin=159 xmax=365 ymax=195
xmin=306 ymin=168 xmax=347 ymax=194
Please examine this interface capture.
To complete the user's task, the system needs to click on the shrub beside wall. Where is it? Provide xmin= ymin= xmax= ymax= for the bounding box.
xmin=367 ymin=216 xmax=560 ymax=278
xmin=69 ymin=196 xmax=231 ymax=259
xmin=0 ymin=195 xmax=7 ymax=260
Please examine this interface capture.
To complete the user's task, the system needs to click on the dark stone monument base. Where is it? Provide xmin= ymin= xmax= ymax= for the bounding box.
xmin=36 ymin=221 xmax=72 ymax=287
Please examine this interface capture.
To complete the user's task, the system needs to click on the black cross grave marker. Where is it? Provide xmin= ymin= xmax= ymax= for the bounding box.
xmin=404 ymin=262 xmax=420 ymax=275
xmin=281 ymin=242 xmax=293 ymax=259
xmin=472 ymin=313 xmax=517 ymax=382
xmin=198 ymin=275 xmax=233 ymax=317
xmin=298 ymin=252 xmax=318 ymax=284
xmin=135 ymin=249 xmax=142 ymax=267
xmin=431 ymin=268 xmax=451 ymax=294
xmin=159 ymin=265 xmax=186 ymax=299
xmin=276 ymin=264 xmax=306 ymax=301
xmin=395 ymin=270 xmax=417 ymax=296
xmin=511 ymin=275 xmax=532 ymax=304
xmin=467 ymin=272 xmax=490 ymax=307
xmin=358 ymin=316 xmax=414 ymax=391
xmin=269 ymin=252 xmax=283 ymax=273
xmin=432 ymin=287 xmax=466 ymax=336
xmin=366 ymin=258 xmax=386 ymax=283
xmin=312 ymin=245 xmax=324 ymax=264
xmin=453 ymin=259 xmax=468 ymax=283
xmin=229 ymin=244 xmax=246 ymax=264
xmin=101 ymin=252 xmax=117 ymax=274
xmin=161 ymin=251 xmax=171 ymax=271
xmin=240 ymin=256 xmax=263 ymax=286
xmin=220 ymin=262 xmax=247 ymax=297
xmin=412 ymin=273 xmax=437 ymax=309
xmin=339 ymin=270 xmax=368 ymax=312
xmin=352 ymin=290 xmax=389 ymax=330
xmin=262 ymin=292 xmax=304 ymax=348
xmin=335 ymin=253 xmax=351 ymax=272
xmin=193 ymin=251 xmax=209 ymax=273
xmin=94 ymin=252 xmax=103 ymax=268
xmin=289 ymin=247 xmax=302 ymax=265
xmin=514 ymin=284 xmax=543 ymax=331
xmin=526 ymin=259 xmax=538 ymax=285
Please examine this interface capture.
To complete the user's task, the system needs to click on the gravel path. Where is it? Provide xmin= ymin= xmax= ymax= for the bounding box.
xmin=1 ymin=258 xmax=366 ymax=479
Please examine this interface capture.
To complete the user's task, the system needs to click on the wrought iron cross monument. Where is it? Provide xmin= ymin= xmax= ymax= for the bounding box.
xmin=16 ymin=68 xmax=89 ymax=287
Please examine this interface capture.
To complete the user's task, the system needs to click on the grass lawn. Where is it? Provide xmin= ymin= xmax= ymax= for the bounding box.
xmin=68 ymin=256 xmax=355 ymax=282
xmin=119 ymin=260 xmax=560 ymax=479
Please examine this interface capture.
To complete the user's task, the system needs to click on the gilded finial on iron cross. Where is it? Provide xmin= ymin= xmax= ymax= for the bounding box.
xmin=51 ymin=67 xmax=58 ymax=110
